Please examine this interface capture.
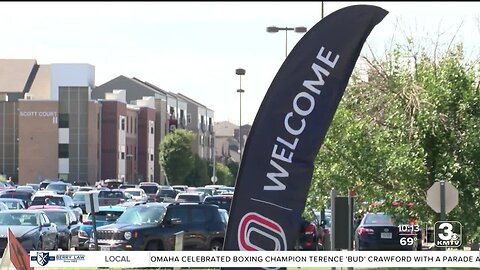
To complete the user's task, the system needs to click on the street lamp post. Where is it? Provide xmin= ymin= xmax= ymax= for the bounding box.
xmin=235 ymin=68 xmax=246 ymax=162
xmin=266 ymin=26 xmax=307 ymax=58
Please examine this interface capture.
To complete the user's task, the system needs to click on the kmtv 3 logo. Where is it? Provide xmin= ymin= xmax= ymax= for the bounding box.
xmin=238 ymin=212 xmax=287 ymax=251
xmin=434 ymin=221 xmax=462 ymax=248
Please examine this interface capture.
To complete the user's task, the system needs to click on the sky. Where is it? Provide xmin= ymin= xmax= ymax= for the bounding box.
xmin=1 ymin=2 xmax=479 ymax=126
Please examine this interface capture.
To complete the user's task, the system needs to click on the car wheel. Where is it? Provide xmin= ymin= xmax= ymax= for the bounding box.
xmin=210 ymin=241 xmax=223 ymax=251
xmin=65 ymin=237 xmax=71 ymax=251
xmin=53 ymin=237 xmax=59 ymax=251
xmin=145 ymin=241 xmax=158 ymax=250
xmin=37 ymin=238 xmax=43 ymax=250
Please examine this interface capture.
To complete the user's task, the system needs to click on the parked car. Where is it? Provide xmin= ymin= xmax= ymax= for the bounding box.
xmin=39 ymin=179 xmax=58 ymax=190
xmin=124 ymin=188 xmax=148 ymax=202
xmin=0 ymin=188 xmax=34 ymax=207
xmin=30 ymin=194 xmax=83 ymax=222
xmin=188 ymin=187 xmax=215 ymax=197
xmin=72 ymin=191 xmax=90 ymax=214
xmin=103 ymin=179 xmax=123 ymax=189
xmin=15 ymin=185 xmax=36 ymax=192
xmin=355 ymin=212 xmax=417 ymax=250
xmin=296 ymin=209 xmax=325 ymax=251
xmin=0 ymin=202 xmax=8 ymax=211
xmin=119 ymin=184 xmax=137 ymax=190
xmin=78 ymin=205 xmax=127 ymax=250
xmin=29 ymin=206 xmax=80 ymax=250
xmin=98 ymin=189 xmax=128 ymax=206
xmin=0 ymin=198 xmax=26 ymax=209
xmin=155 ymin=187 xmax=177 ymax=202
xmin=0 ymin=210 xmax=58 ymax=254
xmin=139 ymin=182 xmax=160 ymax=202
xmin=45 ymin=181 xmax=73 ymax=195
xmin=175 ymin=192 xmax=205 ymax=203
xmin=204 ymin=194 xmax=232 ymax=213
xmin=314 ymin=208 xmax=332 ymax=250
xmin=91 ymin=202 xmax=227 ymax=251
xmin=77 ymin=186 xmax=94 ymax=192
xmin=25 ymin=183 xmax=40 ymax=192
xmin=171 ymin=185 xmax=188 ymax=193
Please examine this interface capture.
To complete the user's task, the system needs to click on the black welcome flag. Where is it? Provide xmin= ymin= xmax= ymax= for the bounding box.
xmin=223 ymin=4 xmax=387 ymax=266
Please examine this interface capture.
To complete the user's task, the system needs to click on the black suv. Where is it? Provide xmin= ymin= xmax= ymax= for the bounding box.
xmin=90 ymin=202 xmax=227 ymax=251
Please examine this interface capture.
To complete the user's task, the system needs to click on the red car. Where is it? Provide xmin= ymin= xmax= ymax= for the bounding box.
xmin=297 ymin=209 xmax=329 ymax=251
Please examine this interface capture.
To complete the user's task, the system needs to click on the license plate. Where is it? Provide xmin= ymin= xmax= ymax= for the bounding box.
xmin=381 ymin=232 xmax=392 ymax=239
xmin=100 ymin=246 xmax=111 ymax=251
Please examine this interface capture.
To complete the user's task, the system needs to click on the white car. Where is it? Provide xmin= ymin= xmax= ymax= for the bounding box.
xmin=124 ymin=188 xmax=148 ymax=202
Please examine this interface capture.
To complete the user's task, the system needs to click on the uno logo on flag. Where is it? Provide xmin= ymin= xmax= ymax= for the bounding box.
xmin=238 ymin=212 xmax=287 ymax=251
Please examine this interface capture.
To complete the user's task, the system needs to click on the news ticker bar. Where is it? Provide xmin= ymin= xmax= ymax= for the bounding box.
xmin=29 ymin=250 xmax=480 ymax=268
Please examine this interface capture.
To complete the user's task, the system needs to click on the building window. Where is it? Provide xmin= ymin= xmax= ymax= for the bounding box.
xmin=59 ymin=144 xmax=69 ymax=158
xmin=120 ymin=152 xmax=125 ymax=160
xmin=130 ymin=116 xmax=133 ymax=133
xmin=187 ymin=113 xmax=191 ymax=124
xmin=121 ymin=118 xmax=125 ymax=131
xmin=150 ymin=154 xmax=154 ymax=161
xmin=59 ymin=114 xmax=69 ymax=128
xmin=150 ymin=125 xmax=154 ymax=134
xmin=134 ymin=118 xmax=137 ymax=134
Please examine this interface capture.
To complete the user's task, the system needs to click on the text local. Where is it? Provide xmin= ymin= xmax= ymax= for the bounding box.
xmin=265 ymin=46 xmax=340 ymax=191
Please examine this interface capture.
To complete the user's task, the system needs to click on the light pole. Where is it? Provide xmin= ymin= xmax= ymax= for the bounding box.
xmin=266 ymin=26 xmax=307 ymax=58
xmin=235 ymin=68 xmax=245 ymax=162
xmin=211 ymin=131 xmax=217 ymax=184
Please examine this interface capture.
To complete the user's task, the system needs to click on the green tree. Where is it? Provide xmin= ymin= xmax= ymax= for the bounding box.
xmin=226 ymin=159 xmax=239 ymax=180
xmin=185 ymin=155 xmax=209 ymax=186
xmin=307 ymin=38 xmax=480 ymax=242
xmin=208 ymin=162 xmax=235 ymax=186
xmin=159 ymin=129 xmax=195 ymax=185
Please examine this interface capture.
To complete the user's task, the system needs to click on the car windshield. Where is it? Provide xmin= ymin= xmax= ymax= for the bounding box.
xmin=88 ymin=210 xmax=124 ymax=222
xmin=177 ymin=195 xmax=201 ymax=202
xmin=73 ymin=193 xmax=87 ymax=202
xmin=0 ymin=200 xmax=23 ymax=209
xmin=116 ymin=206 xmax=165 ymax=225
xmin=158 ymin=190 xmax=176 ymax=198
xmin=31 ymin=196 xmax=65 ymax=206
xmin=140 ymin=186 xmax=158 ymax=194
xmin=99 ymin=191 xmax=124 ymax=198
xmin=364 ymin=214 xmax=395 ymax=225
xmin=126 ymin=191 xmax=141 ymax=196
xmin=204 ymin=197 xmax=231 ymax=211
xmin=44 ymin=211 xmax=68 ymax=225
xmin=0 ymin=212 xmax=38 ymax=226
xmin=46 ymin=184 xmax=68 ymax=192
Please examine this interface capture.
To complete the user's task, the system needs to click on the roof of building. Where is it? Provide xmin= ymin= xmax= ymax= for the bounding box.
xmin=213 ymin=121 xmax=237 ymax=137
xmin=0 ymin=59 xmax=37 ymax=93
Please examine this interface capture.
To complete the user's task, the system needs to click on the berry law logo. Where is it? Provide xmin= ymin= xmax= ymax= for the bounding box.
xmin=434 ymin=221 xmax=462 ymax=248
xmin=31 ymin=252 xmax=55 ymax=266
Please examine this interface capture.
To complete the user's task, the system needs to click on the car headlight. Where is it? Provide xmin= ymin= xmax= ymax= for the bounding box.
xmin=124 ymin=232 xmax=132 ymax=240
xmin=78 ymin=230 xmax=89 ymax=238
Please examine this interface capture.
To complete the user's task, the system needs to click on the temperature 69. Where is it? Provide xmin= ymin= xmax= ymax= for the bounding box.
xmin=400 ymin=236 xmax=417 ymax=246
